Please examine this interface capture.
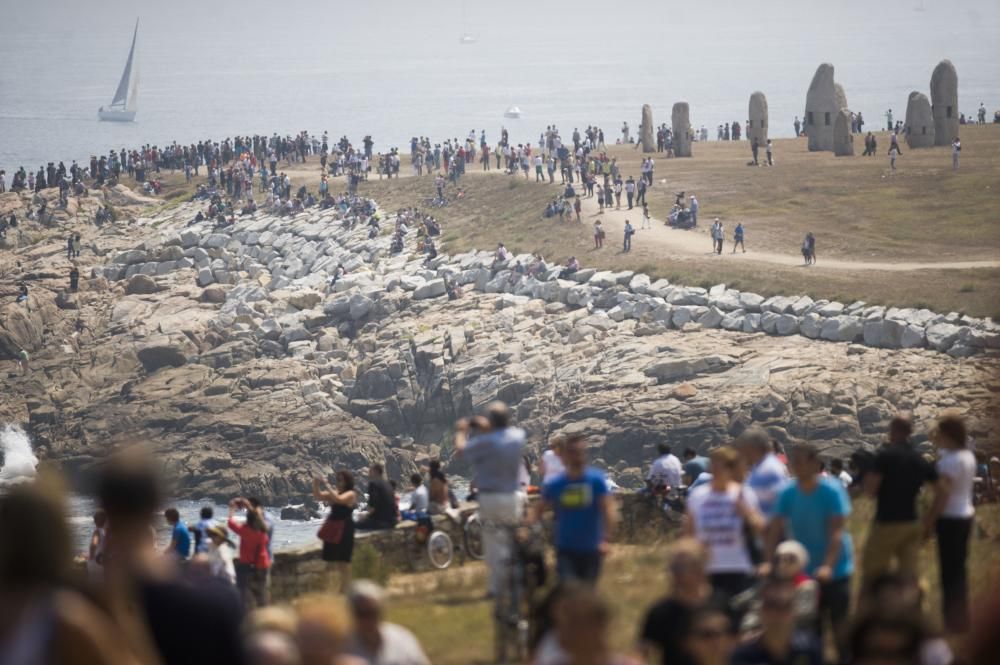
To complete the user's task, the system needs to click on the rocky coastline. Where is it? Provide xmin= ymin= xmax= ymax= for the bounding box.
xmin=2 ymin=186 xmax=998 ymax=503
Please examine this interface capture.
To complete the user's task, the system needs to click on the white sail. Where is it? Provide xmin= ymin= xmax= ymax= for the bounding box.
xmin=109 ymin=20 xmax=138 ymax=109
xmin=126 ymin=57 xmax=139 ymax=112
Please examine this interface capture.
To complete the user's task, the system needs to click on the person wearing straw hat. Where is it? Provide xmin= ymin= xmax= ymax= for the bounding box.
xmin=206 ymin=525 xmax=236 ymax=585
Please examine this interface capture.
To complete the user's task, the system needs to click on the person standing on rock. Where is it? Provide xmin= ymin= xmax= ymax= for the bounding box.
xmin=454 ymin=401 xmax=526 ymax=597
xmin=623 ymin=220 xmax=636 ymax=253
xmin=732 ymin=223 xmax=745 ymax=253
xmin=313 ymin=470 xmax=358 ymax=594
xmin=69 ymin=264 xmax=80 ymax=292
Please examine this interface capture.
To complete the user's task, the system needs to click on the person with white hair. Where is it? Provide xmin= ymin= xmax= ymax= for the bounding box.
xmin=345 ymin=581 xmax=429 ymax=665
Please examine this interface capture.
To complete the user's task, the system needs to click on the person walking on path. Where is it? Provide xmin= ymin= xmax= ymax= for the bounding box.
xmin=531 ymin=434 xmax=617 ymax=585
xmin=636 ymin=177 xmax=647 ymax=207
xmin=751 ymin=138 xmax=760 ymax=166
xmin=951 ymin=137 xmax=961 ymax=171
xmin=574 ymin=195 xmax=582 ymax=223
xmin=454 ymin=401 xmax=526 ymax=597
xmin=861 ymin=417 xmax=943 ymax=589
xmin=802 ymin=232 xmax=816 ymax=265
xmin=765 ymin=139 xmax=773 ymax=166
xmin=768 ymin=442 xmax=855 ymax=664
xmin=594 ymin=220 xmax=605 ymax=249
xmin=732 ymin=223 xmax=745 ymax=253
xmin=713 ymin=220 xmax=724 ymax=255
xmin=925 ymin=415 xmax=976 ymax=633
xmin=640 ymin=202 xmax=651 ymax=230
xmin=889 ymin=144 xmax=899 ymax=172
xmin=625 ymin=176 xmax=636 ymax=209
xmin=623 ymin=220 xmax=635 ymax=253
xmin=313 ymin=470 xmax=358 ymax=594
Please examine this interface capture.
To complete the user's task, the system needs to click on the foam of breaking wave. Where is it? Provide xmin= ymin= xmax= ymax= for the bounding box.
xmin=0 ymin=423 xmax=38 ymax=486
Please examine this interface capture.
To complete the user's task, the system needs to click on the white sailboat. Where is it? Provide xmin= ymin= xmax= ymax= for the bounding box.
xmin=459 ymin=0 xmax=476 ymax=44
xmin=99 ymin=19 xmax=139 ymax=122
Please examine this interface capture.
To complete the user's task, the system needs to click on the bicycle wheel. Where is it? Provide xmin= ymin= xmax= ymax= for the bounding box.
xmin=463 ymin=514 xmax=485 ymax=560
xmin=427 ymin=530 xmax=453 ymax=570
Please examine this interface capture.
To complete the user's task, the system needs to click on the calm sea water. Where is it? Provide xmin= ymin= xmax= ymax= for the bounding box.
xmin=1 ymin=0 xmax=998 ymax=171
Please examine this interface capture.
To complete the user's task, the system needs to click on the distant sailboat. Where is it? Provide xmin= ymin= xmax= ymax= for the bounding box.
xmin=504 ymin=106 xmax=522 ymax=119
xmin=459 ymin=0 xmax=476 ymax=44
xmin=99 ymin=19 xmax=139 ymax=122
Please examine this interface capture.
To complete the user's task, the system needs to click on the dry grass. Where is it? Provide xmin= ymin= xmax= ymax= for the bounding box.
xmin=383 ymin=502 xmax=1000 ymax=665
xmin=136 ymin=127 xmax=1000 ymax=317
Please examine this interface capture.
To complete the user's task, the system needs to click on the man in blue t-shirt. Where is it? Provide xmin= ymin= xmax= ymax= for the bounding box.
xmin=768 ymin=443 xmax=853 ymax=665
xmin=164 ymin=507 xmax=192 ymax=561
xmin=532 ymin=434 xmax=617 ymax=584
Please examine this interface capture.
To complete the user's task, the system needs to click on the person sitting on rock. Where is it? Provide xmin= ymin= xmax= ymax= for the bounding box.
xmin=16 ymin=281 xmax=29 ymax=304
xmin=445 ymin=278 xmax=464 ymax=301
xmin=559 ymin=256 xmax=580 ymax=279
xmin=492 ymin=242 xmax=510 ymax=271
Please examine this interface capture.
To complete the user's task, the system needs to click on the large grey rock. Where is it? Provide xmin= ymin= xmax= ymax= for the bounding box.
xmin=671 ymin=102 xmax=692 ymax=157
xmin=900 ymin=324 xmax=926 ymax=349
xmin=805 ymin=63 xmax=846 ymax=152
xmin=930 ymin=59 xmax=958 ymax=146
xmin=413 ymin=278 xmax=447 ymax=300
xmin=800 ymin=313 xmax=823 ymax=339
xmin=697 ymin=307 xmax=725 ymax=329
xmin=863 ymin=319 xmax=906 ymax=348
xmin=739 ymin=292 xmax=765 ymax=312
xmin=905 ymin=91 xmax=935 ymax=148
xmin=834 ymin=109 xmax=854 ymax=156
xmin=196 ymin=267 xmax=215 ymax=287
xmin=820 ymin=316 xmax=863 ymax=342
xmin=925 ymin=322 xmax=962 ymax=351
xmin=775 ymin=314 xmax=800 ymax=336
xmin=114 ymin=249 xmax=148 ymax=266
xmin=748 ymin=91 xmax=768 ymax=145
xmin=640 ymin=104 xmax=655 ymax=152
xmin=348 ymin=294 xmax=373 ymax=320
xmin=125 ymin=274 xmax=160 ymax=295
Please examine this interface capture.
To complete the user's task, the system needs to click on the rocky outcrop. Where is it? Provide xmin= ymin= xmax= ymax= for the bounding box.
xmin=640 ymin=104 xmax=655 ymax=153
xmin=671 ymin=102 xmax=692 ymax=157
xmin=930 ymin=59 xmax=958 ymax=146
xmin=905 ymin=91 xmax=936 ymax=148
xmin=748 ymin=92 xmax=768 ymax=145
xmin=4 ymin=186 xmax=998 ymax=504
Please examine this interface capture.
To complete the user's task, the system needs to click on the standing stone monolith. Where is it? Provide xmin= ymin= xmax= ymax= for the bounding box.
xmin=930 ymin=59 xmax=958 ymax=145
xmin=905 ymin=91 xmax=936 ymax=148
xmin=805 ymin=63 xmax=845 ymax=152
xmin=834 ymin=110 xmax=854 ymax=156
xmin=747 ymin=92 xmax=768 ymax=145
xmin=640 ymin=104 xmax=655 ymax=152
xmin=671 ymin=102 xmax=692 ymax=157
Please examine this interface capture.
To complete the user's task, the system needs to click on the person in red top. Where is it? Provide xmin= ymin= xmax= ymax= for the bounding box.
xmin=227 ymin=497 xmax=271 ymax=609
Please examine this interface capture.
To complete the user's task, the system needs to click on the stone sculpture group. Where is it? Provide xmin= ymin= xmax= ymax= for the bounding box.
xmin=905 ymin=59 xmax=958 ymax=149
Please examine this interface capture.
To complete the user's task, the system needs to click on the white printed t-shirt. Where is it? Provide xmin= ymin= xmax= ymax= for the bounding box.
xmin=686 ymin=483 xmax=760 ymax=574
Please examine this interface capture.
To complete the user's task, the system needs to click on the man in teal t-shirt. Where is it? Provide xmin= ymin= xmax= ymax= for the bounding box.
xmin=769 ymin=443 xmax=853 ymax=665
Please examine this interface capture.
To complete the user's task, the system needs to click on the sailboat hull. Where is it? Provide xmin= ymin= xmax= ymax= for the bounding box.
xmin=98 ymin=109 xmax=136 ymax=122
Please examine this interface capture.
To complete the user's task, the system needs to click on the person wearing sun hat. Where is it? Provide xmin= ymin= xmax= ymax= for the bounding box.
xmin=206 ymin=524 xmax=236 ymax=585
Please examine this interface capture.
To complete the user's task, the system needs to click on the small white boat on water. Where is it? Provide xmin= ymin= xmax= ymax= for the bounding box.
xmin=460 ymin=33 xmax=477 ymax=44
xmin=504 ymin=106 xmax=522 ymax=119
xmin=99 ymin=19 xmax=139 ymax=122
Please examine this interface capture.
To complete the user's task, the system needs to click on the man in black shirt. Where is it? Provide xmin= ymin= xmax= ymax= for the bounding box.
xmin=356 ymin=463 xmax=397 ymax=530
xmin=862 ymin=416 xmax=943 ymax=586
xmin=640 ymin=538 xmax=731 ymax=665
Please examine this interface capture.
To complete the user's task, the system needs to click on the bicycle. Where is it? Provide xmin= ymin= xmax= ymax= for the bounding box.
xmin=493 ymin=523 xmax=545 ymax=665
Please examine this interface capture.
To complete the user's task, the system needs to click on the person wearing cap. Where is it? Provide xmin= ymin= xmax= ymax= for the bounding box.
xmin=206 ymin=525 xmax=236 ymax=585
xmin=768 ymin=442 xmax=854 ymax=665
xmin=345 ymin=581 xmax=430 ymax=665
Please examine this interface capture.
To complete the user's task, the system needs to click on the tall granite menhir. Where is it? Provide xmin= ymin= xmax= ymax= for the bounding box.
xmin=905 ymin=91 xmax=935 ymax=148
xmin=930 ymin=59 xmax=958 ymax=145
xmin=805 ymin=64 xmax=849 ymax=152
xmin=671 ymin=102 xmax=692 ymax=157
xmin=640 ymin=104 xmax=655 ymax=152
xmin=747 ymin=92 xmax=768 ymax=145
xmin=834 ymin=110 xmax=854 ymax=156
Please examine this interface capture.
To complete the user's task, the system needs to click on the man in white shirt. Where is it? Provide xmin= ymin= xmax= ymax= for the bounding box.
xmin=830 ymin=459 xmax=852 ymax=489
xmin=540 ymin=436 xmax=566 ymax=484
xmin=646 ymin=444 xmax=683 ymax=492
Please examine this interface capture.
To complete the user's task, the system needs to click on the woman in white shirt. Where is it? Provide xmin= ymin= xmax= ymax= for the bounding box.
xmin=928 ymin=415 xmax=976 ymax=633
xmin=206 ymin=525 xmax=237 ymax=585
